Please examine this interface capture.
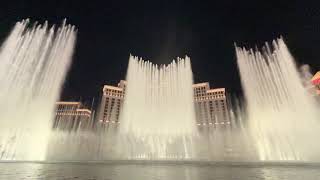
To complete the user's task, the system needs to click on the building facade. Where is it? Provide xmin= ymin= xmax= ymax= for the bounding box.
xmin=54 ymin=101 xmax=92 ymax=131
xmin=98 ymin=80 xmax=230 ymax=127
xmin=193 ymin=82 xmax=230 ymax=127
xmin=312 ymin=71 xmax=320 ymax=96
xmin=98 ymin=80 xmax=126 ymax=126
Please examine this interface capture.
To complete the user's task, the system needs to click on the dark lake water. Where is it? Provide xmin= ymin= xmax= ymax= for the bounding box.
xmin=0 ymin=161 xmax=319 ymax=180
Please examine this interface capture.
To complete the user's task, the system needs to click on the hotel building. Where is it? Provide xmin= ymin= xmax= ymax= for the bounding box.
xmin=98 ymin=80 xmax=126 ymax=126
xmin=54 ymin=101 xmax=92 ymax=131
xmin=193 ymin=82 xmax=230 ymax=127
xmin=98 ymin=80 xmax=230 ymax=127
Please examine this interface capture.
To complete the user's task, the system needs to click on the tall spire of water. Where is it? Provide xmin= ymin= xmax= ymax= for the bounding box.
xmin=118 ymin=55 xmax=197 ymax=159
xmin=0 ymin=20 xmax=76 ymax=160
xmin=236 ymin=38 xmax=320 ymax=161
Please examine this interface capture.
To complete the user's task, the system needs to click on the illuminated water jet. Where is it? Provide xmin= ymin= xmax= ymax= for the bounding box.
xmin=118 ymin=55 xmax=198 ymax=159
xmin=236 ymin=38 xmax=320 ymax=161
xmin=0 ymin=19 xmax=76 ymax=160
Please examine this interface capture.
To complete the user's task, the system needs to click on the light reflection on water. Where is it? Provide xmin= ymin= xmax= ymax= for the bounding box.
xmin=0 ymin=162 xmax=319 ymax=180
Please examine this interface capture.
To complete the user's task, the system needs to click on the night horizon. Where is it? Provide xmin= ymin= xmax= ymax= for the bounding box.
xmin=1 ymin=0 xmax=320 ymax=106
xmin=1 ymin=1 xmax=320 ymax=179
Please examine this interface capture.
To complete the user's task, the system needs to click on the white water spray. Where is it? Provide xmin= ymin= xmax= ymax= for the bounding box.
xmin=236 ymin=38 xmax=320 ymax=161
xmin=0 ymin=19 xmax=76 ymax=160
xmin=118 ymin=55 xmax=197 ymax=159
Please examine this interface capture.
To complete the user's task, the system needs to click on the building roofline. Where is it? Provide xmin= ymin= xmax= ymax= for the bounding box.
xmin=207 ymin=88 xmax=225 ymax=93
xmin=56 ymin=101 xmax=81 ymax=105
xmin=103 ymin=85 xmax=123 ymax=91
xmin=76 ymin=108 xmax=92 ymax=114
xmin=192 ymin=82 xmax=209 ymax=87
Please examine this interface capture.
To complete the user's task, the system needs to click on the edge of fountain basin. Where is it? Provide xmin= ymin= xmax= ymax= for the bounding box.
xmin=1 ymin=160 xmax=320 ymax=167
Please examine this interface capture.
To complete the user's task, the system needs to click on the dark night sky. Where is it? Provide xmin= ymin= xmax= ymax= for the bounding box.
xmin=0 ymin=0 xmax=320 ymax=107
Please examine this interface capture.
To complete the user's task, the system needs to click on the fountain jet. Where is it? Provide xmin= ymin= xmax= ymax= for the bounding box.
xmin=0 ymin=19 xmax=76 ymax=160
xmin=118 ymin=55 xmax=197 ymax=159
xmin=236 ymin=38 xmax=320 ymax=161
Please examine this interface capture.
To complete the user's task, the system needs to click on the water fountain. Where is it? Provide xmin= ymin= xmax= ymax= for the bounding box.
xmin=45 ymin=55 xmax=200 ymax=161
xmin=118 ymin=55 xmax=197 ymax=159
xmin=236 ymin=38 xmax=320 ymax=161
xmin=0 ymin=19 xmax=76 ymax=160
xmin=46 ymin=38 xmax=320 ymax=162
xmin=0 ymin=19 xmax=318 ymax=164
